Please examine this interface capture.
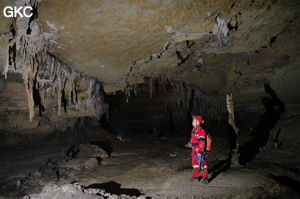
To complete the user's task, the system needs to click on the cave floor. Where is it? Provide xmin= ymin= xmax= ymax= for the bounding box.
xmin=1 ymin=130 xmax=299 ymax=199
xmin=80 ymin=136 xmax=269 ymax=198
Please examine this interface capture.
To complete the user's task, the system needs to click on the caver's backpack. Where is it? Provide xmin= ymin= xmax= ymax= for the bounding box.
xmin=206 ymin=133 xmax=212 ymax=151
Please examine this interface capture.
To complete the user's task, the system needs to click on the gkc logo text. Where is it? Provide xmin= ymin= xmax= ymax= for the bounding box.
xmin=3 ymin=6 xmax=33 ymax=18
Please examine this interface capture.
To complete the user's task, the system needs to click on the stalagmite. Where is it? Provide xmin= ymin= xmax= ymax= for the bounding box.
xmin=227 ymin=94 xmax=239 ymax=134
xmin=226 ymin=94 xmax=240 ymax=167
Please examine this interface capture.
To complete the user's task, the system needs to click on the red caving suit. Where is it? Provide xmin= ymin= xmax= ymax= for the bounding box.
xmin=190 ymin=125 xmax=208 ymax=178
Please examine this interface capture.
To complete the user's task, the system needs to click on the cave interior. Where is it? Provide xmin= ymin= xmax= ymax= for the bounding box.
xmin=0 ymin=0 xmax=300 ymax=198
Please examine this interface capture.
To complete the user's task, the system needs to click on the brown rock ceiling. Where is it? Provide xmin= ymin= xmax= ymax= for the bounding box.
xmin=0 ymin=0 xmax=299 ymax=121
xmin=35 ymin=0 xmax=300 ymax=105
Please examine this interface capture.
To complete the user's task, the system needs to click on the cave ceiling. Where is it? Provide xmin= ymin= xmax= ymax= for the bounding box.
xmin=1 ymin=0 xmax=300 ymax=104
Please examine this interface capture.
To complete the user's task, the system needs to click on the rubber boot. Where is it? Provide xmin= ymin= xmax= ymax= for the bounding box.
xmin=201 ymin=177 xmax=208 ymax=184
xmin=190 ymin=177 xmax=198 ymax=182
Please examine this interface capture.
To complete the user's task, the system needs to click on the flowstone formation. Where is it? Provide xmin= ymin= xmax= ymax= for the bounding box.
xmin=1 ymin=0 xmax=105 ymax=137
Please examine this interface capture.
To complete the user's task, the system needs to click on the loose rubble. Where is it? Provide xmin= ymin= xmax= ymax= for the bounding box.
xmin=23 ymin=182 xmax=147 ymax=199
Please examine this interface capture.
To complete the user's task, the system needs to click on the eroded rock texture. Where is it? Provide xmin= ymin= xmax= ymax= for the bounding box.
xmin=0 ymin=0 xmax=106 ymax=137
xmin=0 ymin=0 xmax=299 ymax=138
xmin=36 ymin=0 xmax=300 ymax=103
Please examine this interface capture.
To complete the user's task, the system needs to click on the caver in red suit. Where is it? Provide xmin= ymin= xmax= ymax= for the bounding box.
xmin=187 ymin=116 xmax=208 ymax=182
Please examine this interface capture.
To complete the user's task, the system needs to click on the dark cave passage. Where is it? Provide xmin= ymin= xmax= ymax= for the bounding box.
xmin=105 ymin=79 xmax=225 ymax=142
xmin=106 ymin=88 xmax=185 ymax=140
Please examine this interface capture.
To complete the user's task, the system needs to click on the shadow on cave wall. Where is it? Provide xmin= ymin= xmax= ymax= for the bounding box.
xmin=239 ymin=83 xmax=285 ymax=165
xmin=209 ymin=83 xmax=286 ymax=181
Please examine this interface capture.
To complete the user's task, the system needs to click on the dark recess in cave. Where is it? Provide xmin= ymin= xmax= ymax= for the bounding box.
xmin=239 ymin=83 xmax=285 ymax=165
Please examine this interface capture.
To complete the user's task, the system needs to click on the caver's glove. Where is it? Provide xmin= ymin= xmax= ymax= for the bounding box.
xmin=185 ymin=142 xmax=192 ymax=148
xmin=204 ymin=151 xmax=209 ymax=158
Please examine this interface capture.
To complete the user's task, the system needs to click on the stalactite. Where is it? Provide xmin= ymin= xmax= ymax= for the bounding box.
xmin=133 ymin=84 xmax=138 ymax=96
xmin=68 ymin=81 xmax=73 ymax=106
xmin=26 ymin=79 xmax=35 ymax=122
xmin=126 ymin=75 xmax=225 ymax=122
xmin=173 ymin=77 xmax=224 ymax=121
xmin=72 ymin=80 xmax=77 ymax=104
xmin=57 ymin=74 xmax=62 ymax=116
xmin=2 ymin=0 xmax=105 ymax=122
xmin=160 ymin=77 xmax=166 ymax=95
xmin=149 ymin=77 xmax=153 ymax=98
xmin=3 ymin=44 xmax=10 ymax=79
xmin=88 ymin=78 xmax=95 ymax=106
xmin=124 ymin=88 xmax=130 ymax=103
xmin=40 ymin=88 xmax=45 ymax=104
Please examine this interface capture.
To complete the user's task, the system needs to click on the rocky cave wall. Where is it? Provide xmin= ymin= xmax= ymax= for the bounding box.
xmin=0 ymin=0 xmax=107 ymax=142
xmin=35 ymin=0 xmax=300 ymax=106
xmin=0 ymin=0 xmax=299 ymax=143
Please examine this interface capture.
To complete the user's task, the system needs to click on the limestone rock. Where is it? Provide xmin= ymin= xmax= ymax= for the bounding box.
xmin=23 ymin=183 xmax=105 ymax=199
xmin=35 ymin=0 xmax=300 ymax=104
xmin=23 ymin=182 xmax=148 ymax=199
xmin=0 ymin=0 xmax=300 ymax=141
xmin=60 ymin=157 xmax=98 ymax=170
xmin=61 ymin=144 xmax=108 ymax=170
xmin=83 ymin=158 xmax=99 ymax=170
xmin=78 ymin=144 xmax=109 ymax=159
xmin=66 ymin=144 xmax=108 ymax=159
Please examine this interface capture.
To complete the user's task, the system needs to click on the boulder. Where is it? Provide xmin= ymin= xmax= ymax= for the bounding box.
xmin=83 ymin=158 xmax=99 ymax=170
xmin=78 ymin=144 xmax=108 ymax=159
xmin=60 ymin=157 xmax=99 ymax=170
